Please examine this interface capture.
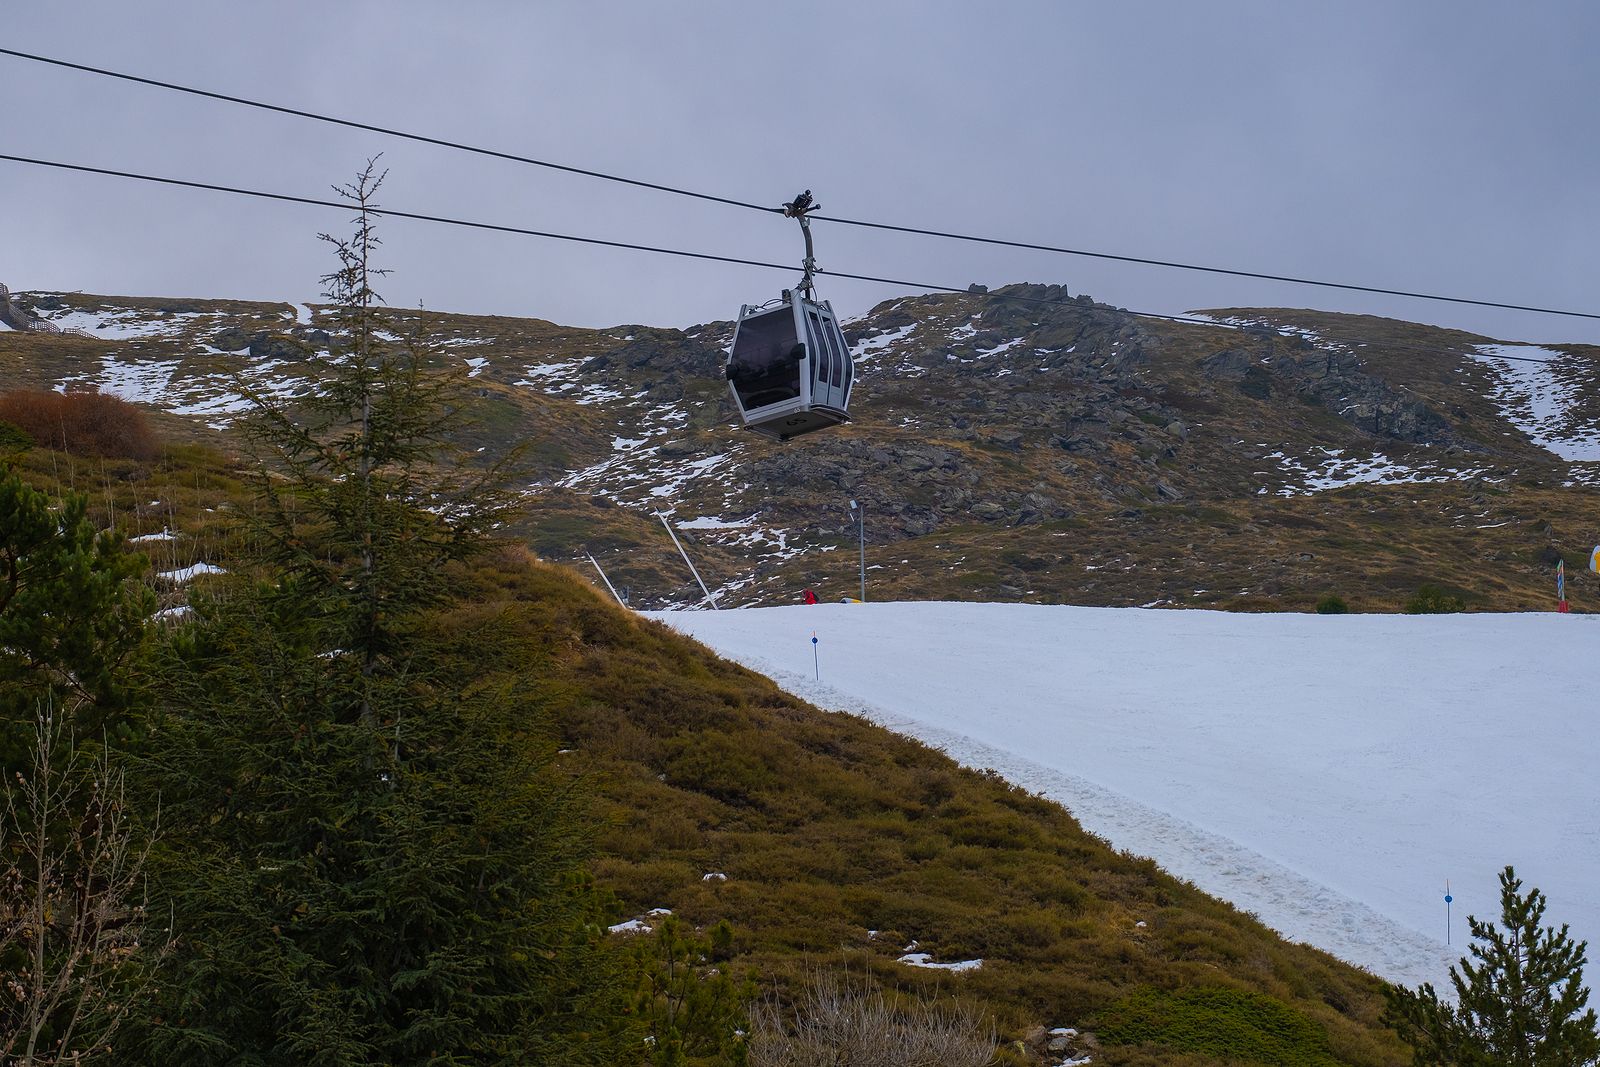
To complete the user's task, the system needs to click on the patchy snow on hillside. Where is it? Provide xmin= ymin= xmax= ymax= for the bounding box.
xmin=1184 ymin=312 xmax=1352 ymax=353
xmin=159 ymin=562 xmax=226 ymax=583
xmin=96 ymin=356 xmax=181 ymax=404
xmin=654 ymin=603 xmax=1600 ymax=990
xmin=897 ymin=952 xmax=983 ymax=972
xmin=974 ymin=336 xmax=1028 ymax=358
xmin=43 ymin=308 xmax=219 ymax=341
xmin=574 ymin=383 xmax=625 ymax=405
xmin=848 ymin=322 xmax=916 ymax=361
xmin=1263 ymin=448 xmax=1488 ymax=495
xmin=51 ymin=349 xmax=313 ymax=429
xmin=1470 ymin=344 xmax=1600 ymax=462
xmin=515 ymin=358 xmax=585 ymax=387
xmin=168 ymin=392 xmax=254 ymax=425
xmin=676 ymin=515 xmax=756 ymax=530
xmin=513 ymin=355 xmax=626 ymax=403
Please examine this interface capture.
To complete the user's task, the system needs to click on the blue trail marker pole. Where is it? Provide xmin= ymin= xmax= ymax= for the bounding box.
xmin=811 ymin=631 xmax=819 ymax=680
xmin=1445 ymin=882 xmax=1453 ymax=946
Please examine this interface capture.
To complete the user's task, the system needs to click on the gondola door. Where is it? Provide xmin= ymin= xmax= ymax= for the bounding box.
xmin=802 ymin=299 xmax=851 ymax=415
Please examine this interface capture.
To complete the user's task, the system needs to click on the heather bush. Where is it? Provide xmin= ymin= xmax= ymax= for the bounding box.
xmin=0 ymin=418 xmax=31 ymax=454
xmin=1405 ymin=583 xmax=1466 ymax=614
xmin=1098 ymin=985 xmax=1339 ymax=1066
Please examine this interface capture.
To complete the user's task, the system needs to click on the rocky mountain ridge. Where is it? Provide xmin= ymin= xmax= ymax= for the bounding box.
xmin=2 ymin=283 xmax=1597 ymax=612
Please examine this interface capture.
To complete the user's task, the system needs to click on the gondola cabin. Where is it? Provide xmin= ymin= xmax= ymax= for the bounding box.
xmin=725 ymin=288 xmax=853 ymax=441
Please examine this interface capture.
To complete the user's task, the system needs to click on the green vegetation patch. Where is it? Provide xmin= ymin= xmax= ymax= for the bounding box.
xmin=0 ymin=418 xmax=33 ymax=453
xmin=1098 ymin=985 xmax=1340 ymax=1066
xmin=1403 ymin=582 xmax=1468 ymax=614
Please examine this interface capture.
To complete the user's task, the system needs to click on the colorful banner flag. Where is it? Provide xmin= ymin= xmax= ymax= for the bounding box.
xmin=1591 ymin=545 xmax=1600 ymax=574
xmin=1557 ymin=559 xmax=1565 ymax=601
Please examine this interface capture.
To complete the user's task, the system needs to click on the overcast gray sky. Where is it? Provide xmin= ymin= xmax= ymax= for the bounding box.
xmin=5 ymin=1 xmax=1597 ymax=345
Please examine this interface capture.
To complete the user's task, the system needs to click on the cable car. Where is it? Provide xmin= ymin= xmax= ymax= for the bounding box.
xmin=726 ymin=288 xmax=852 ymax=441
xmin=725 ymin=191 xmax=854 ymax=441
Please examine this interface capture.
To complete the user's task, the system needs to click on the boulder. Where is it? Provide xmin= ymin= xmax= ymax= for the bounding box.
xmin=248 ymin=332 xmax=313 ymax=362
xmin=986 ymin=429 xmax=1023 ymax=451
xmin=212 ymin=327 xmax=253 ymax=352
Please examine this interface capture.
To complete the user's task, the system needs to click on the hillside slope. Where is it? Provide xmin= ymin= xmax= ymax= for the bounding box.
xmin=0 ymin=438 xmax=1417 ymax=1066
xmin=2 ymin=284 xmax=1597 ymax=616
xmin=468 ymin=556 xmax=1415 ymax=1066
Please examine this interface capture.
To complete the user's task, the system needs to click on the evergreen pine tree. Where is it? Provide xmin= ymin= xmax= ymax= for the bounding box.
xmin=0 ymin=472 xmax=159 ymax=1062
xmin=0 ymin=471 xmax=153 ymax=764
xmin=141 ymin=164 xmax=635 ymax=1065
xmin=1385 ymin=866 xmax=1600 ymax=1066
xmin=633 ymin=917 xmax=751 ymax=1067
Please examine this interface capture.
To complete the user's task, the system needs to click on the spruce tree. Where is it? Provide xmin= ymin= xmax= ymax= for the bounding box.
xmin=0 ymin=472 xmax=158 ymax=1062
xmin=142 ymin=164 xmax=635 ymax=1065
xmin=1385 ymin=866 xmax=1600 ymax=1066
xmin=0 ymin=471 xmax=153 ymax=764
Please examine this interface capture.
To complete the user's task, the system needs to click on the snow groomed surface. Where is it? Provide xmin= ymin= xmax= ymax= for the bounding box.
xmin=651 ymin=603 xmax=1600 ymax=989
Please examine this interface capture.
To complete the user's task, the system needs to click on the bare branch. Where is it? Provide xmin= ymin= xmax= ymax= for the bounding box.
xmin=0 ymin=704 xmax=170 ymax=1064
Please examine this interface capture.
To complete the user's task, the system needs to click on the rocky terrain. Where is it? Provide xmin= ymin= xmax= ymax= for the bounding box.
xmin=3 ymin=283 xmax=1597 ymax=612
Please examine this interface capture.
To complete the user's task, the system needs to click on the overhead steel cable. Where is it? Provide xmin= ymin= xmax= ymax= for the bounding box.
xmin=0 ymin=46 xmax=782 ymax=216
xmin=0 ymin=153 xmax=1243 ymax=334
xmin=0 ymin=153 xmax=795 ymax=272
xmin=0 ymin=152 xmax=1568 ymax=368
xmin=808 ymin=214 xmax=1600 ymax=324
xmin=4 ymin=45 xmax=1597 ymax=325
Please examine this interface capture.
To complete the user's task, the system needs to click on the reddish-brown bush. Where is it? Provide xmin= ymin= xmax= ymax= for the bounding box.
xmin=0 ymin=389 xmax=160 ymax=460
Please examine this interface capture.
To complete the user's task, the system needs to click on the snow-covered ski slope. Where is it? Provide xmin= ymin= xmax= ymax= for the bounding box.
xmin=652 ymin=603 xmax=1600 ymax=989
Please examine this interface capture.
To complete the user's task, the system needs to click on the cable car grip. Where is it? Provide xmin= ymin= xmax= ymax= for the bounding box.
xmin=782 ymin=189 xmax=820 ymax=298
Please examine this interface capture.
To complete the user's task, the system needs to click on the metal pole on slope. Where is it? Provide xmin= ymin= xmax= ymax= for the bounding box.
xmin=657 ymin=511 xmax=719 ymax=609
xmin=586 ymin=551 xmax=627 ymax=607
xmin=849 ymin=498 xmax=865 ymax=602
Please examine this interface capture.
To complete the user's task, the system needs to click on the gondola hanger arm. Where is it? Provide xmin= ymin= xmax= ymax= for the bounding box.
xmin=782 ymin=189 xmax=821 ymax=297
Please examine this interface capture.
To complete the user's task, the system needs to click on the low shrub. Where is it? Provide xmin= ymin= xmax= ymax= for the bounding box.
xmin=0 ymin=418 xmax=32 ymax=453
xmin=1315 ymin=594 xmax=1349 ymax=614
xmin=1403 ymin=583 xmax=1465 ymax=614
xmin=662 ymin=729 xmax=777 ymax=806
xmin=1097 ymin=985 xmax=1339 ymax=1066
xmin=0 ymin=389 xmax=159 ymax=460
